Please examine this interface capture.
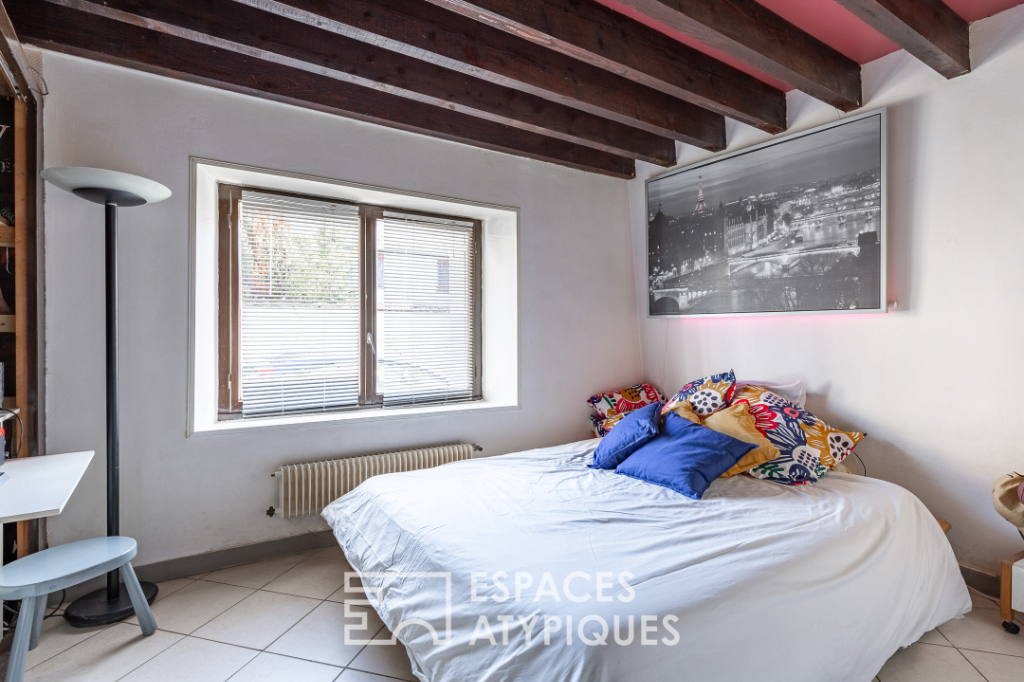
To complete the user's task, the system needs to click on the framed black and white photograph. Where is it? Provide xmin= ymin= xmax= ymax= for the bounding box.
xmin=647 ymin=110 xmax=886 ymax=317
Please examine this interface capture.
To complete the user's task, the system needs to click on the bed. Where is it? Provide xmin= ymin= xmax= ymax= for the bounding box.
xmin=323 ymin=439 xmax=970 ymax=682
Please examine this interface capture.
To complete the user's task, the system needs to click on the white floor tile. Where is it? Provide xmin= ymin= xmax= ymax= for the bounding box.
xmin=129 ymin=580 xmax=254 ymax=634
xmin=326 ymin=575 xmax=369 ymax=605
xmin=153 ymin=579 xmax=195 ymax=603
xmin=192 ymin=590 xmax=320 ymax=650
xmin=347 ymin=627 xmax=417 ymax=681
xmin=202 ymin=553 xmax=314 ymax=590
xmin=263 ymin=551 xmax=351 ymax=600
xmin=876 ymin=642 xmax=986 ymax=682
xmin=120 ymin=636 xmax=257 ymax=682
xmin=24 ymin=623 xmax=182 ymax=682
xmin=336 ymin=670 xmax=408 ymax=682
xmin=915 ymin=629 xmax=952 ymax=647
xmin=226 ymin=652 xmax=342 ymax=682
xmin=937 ymin=607 xmax=1024 ymax=657
xmin=266 ymin=602 xmax=385 ymax=667
xmin=959 ymin=648 xmax=1024 ymax=682
xmin=25 ymin=617 xmax=109 ymax=670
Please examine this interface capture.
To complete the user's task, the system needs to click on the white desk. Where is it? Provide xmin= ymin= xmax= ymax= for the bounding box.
xmin=0 ymin=451 xmax=94 ymax=523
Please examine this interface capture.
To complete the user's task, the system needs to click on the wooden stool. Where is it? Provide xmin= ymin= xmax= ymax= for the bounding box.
xmin=0 ymin=537 xmax=156 ymax=682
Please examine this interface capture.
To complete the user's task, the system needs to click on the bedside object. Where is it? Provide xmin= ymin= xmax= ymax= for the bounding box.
xmin=991 ymin=472 xmax=1024 ymax=633
xmin=1001 ymin=550 xmax=1024 ymax=635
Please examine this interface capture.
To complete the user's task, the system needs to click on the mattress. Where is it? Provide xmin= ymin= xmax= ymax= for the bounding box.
xmin=323 ymin=439 xmax=970 ymax=682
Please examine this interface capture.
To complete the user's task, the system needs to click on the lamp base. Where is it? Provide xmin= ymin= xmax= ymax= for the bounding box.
xmin=63 ymin=581 xmax=158 ymax=628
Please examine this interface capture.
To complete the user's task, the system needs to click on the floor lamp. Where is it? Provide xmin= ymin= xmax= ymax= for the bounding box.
xmin=40 ymin=167 xmax=171 ymax=626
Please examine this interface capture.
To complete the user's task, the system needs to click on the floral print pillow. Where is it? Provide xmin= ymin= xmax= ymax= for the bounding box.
xmin=591 ymin=413 xmax=627 ymax=438
xmin=662 ymin=370 xmax=737 ymax=418
xmin=587 ymin=383 xmax=663 ymax=422
xmin=735 ymin=385 xmax=865 ymax=486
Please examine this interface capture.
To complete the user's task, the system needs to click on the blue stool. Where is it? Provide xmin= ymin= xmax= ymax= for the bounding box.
xmin=0 ymin=537 xmax=156 ymax=682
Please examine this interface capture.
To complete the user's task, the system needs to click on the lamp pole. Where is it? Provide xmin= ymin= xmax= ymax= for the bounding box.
xmin=104 ymin=201 xmax=120 ymax=601
xmin=41 ymin=167 xmax=170 ymax=626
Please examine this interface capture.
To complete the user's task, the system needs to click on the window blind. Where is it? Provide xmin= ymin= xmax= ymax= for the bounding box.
xmin=376 ymin=213 xmax=476 ymax=406
xmin=238 ymin=191 xmax=361 ymax=416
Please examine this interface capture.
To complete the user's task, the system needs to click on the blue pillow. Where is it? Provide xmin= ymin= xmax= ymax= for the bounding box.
xmin=590 ymin=401 xmax=662 ymax=470
xmin=615 ymin=411 xmax=757 ymax=499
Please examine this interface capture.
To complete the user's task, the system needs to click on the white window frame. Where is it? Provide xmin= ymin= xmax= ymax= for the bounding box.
xmin=187 ymin=158 xmax=519 ymax=435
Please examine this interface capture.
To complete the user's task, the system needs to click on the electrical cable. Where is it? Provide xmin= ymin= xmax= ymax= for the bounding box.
xmin=0 ymin=588 xmax=67 ymax=636
xmin=0 ymin=407 xmax=24 ymax=459
xmin=44 ymin=590 xmax=66 ymax=619
xmin=851 ymin=450 xmax=867 ymax=477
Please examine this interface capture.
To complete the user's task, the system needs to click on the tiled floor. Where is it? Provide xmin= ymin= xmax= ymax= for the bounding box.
xmin=16 ymin=547 xmax=1024 ymax=682
xmin=22 ymin=547 xmax=415 ymax=682
xmin=873 ymin=589 xmax=1024 ymax=682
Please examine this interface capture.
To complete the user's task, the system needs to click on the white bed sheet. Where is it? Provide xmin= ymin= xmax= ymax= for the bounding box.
xmin=324 ymin=439 xmax=969 ymax=682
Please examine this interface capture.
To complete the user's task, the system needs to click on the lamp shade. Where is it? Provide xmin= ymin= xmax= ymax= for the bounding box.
xmin=41 ymin=166 xmax=171 ymax=207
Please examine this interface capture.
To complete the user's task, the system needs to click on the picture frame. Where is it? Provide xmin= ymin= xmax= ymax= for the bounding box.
xmin=646 ymin=109 xmax=887 ymax=318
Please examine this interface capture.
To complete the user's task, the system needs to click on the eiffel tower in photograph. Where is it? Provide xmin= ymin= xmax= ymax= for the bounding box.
xmin=693 ymin=175 xmax=708 ymax=216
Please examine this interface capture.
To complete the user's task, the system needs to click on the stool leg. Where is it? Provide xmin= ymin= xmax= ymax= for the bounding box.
xmin=119 ymin=562 xmax=156 ymax=636
xmin=6 ymin=597 xmax=37 ymax=682
xmin=28 ymin=594 xmax=46 ymax=650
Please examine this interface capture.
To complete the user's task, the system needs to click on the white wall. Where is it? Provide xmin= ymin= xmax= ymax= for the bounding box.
xmin=629 ymin=7 xmax=1024 ymax=571
xmin=38 ymin=50 xmax=641 ymax=566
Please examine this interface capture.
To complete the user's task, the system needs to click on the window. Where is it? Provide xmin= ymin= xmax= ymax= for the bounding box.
xmin=218 ymin=185 xmax=481 ymax=419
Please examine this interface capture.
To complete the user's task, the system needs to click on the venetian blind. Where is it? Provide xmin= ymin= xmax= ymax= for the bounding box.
xmin=376 ymin=212 xmax=476 ymax=406
xmin=238 ymin=191 xmax=361 ymax=416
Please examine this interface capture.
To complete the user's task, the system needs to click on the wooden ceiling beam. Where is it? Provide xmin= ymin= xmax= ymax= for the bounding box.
xmin=0 ymin=1 xmax=37 ymax=100
xmin=833 ymin=0 xmax=970 ymax=78
xmin=610 ymin=0 xmax=863 ymax=111
xmin=36 ymin=0 xmax=676 ymax=166
xmin=8 ymin=0 xmax=637 ymax=178
xmin=236 ymin=0 xmax=726 ymax=150
xmin=423 ymin=0 xmax=787 ymax=134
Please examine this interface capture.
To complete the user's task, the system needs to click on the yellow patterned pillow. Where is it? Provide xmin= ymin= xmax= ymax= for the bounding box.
xmin=668 ymin=402 xmax=703 ymax=425
xmin=703 ymin=403 xmax=780 ymax=477
xmin=662 ymin=370 xmax=736 ymax=417
xmin=735 ymin=385 xmax=865 ymax=485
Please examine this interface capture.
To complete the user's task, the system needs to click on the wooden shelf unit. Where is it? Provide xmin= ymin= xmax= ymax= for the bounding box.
xmin=0 ymin=0 xmax=42 ymax=563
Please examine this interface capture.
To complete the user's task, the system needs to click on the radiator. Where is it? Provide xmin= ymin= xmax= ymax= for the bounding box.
xmin=269 ymin=443 xmax=476 ymax=518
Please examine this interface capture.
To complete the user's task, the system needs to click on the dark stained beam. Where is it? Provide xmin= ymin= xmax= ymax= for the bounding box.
xmin=44 ymin=0 xmax=676 ymax=165
xmin=8 ymin=0 xmax=636 ymax=178
xmin=424 ymin=0 xmax=786 ymax=134
xmin=235 ymin=0 xmax=726 ymax=150
xmin=0 ymin=0 xmax=38 ymax=100
xmin=833 ymin=0 xmax=969 ymax=78
xmin=608 ymin=0 xmax=863 ymax=111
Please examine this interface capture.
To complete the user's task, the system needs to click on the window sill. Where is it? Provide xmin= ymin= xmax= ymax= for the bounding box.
xmin=191 ymin=398 xmax=519 ymax=435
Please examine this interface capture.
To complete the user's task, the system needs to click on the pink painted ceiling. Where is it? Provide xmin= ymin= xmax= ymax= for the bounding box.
xmin=596 ymin=0 xmax=1024 ymax=91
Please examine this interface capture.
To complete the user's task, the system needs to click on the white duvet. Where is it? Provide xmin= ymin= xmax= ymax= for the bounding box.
xmin=324 ymin=439 xmax=969 ymax=682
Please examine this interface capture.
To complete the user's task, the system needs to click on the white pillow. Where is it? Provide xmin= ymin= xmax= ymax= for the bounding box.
xmin=734 ymin=380 xmax=806 ymax=408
